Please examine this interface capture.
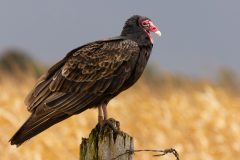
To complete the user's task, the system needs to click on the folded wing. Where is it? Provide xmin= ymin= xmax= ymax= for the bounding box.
xmin=26 ymin=38 xmax=140 ymax=115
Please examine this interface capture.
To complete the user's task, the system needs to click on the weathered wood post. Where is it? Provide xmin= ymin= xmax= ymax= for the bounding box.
xmin=80 ymin=118 xmax=134 ymax=160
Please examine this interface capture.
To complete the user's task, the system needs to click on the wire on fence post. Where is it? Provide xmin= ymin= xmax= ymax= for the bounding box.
xmin=111 ymin=148 xmax=180 ymax=160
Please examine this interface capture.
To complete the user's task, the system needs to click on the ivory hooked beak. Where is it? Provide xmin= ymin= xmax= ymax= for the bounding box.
xmin=155 ymin=30 xmax=161 ymax=37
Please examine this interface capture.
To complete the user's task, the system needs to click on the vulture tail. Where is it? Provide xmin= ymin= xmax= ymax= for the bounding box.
xmin=9 ymin=112 xmax=70 ymax=146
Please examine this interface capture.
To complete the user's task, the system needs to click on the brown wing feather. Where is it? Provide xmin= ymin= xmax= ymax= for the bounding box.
xmin=26 ymin=39 xmax=139 ymax=113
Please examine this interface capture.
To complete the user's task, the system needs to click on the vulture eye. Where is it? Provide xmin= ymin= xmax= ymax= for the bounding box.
xmin=141 ymin=20 xmax=149 ymax=27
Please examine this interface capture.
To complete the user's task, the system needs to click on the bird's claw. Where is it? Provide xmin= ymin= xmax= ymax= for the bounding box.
xmin=99 ymin=118 xmax=120 ymax=133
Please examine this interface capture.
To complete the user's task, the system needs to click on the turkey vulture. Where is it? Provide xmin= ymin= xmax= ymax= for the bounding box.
xmin=10 ymin=15 xmax=161 ymax=146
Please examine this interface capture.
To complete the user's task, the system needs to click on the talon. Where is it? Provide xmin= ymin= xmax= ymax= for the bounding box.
xmin=103 ymin=120 xmax=120 ymax=133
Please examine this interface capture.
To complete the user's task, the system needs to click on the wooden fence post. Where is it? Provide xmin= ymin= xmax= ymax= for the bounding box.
xmin=80 ymin=118 xmax=134 ymax=160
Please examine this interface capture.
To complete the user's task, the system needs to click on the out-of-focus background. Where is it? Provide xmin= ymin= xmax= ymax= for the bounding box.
xmin=0 ymin=1 xmax=239 ymax=160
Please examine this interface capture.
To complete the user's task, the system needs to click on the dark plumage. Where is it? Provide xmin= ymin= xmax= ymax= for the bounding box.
xmin=10 ymin=15 xmax=161 ymax=146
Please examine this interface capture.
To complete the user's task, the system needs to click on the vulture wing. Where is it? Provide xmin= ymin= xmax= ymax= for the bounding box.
xmin=26 ymin=38 xmax=140 ymax=114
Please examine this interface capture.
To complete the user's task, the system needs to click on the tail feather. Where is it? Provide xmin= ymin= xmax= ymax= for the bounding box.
xmin=9 ymin=113 xmax=70 ymax=146
xmin=10 ymin=93 xmax=95 ymax=146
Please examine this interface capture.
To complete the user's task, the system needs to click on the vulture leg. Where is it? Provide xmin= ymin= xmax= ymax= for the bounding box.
xmin=102 ymin=104 xmax=108 ymax=120
xmin=98 ymin=106 xmax=103 ymax=123
xmin=98 ymin=104 xmax=118 ymax=132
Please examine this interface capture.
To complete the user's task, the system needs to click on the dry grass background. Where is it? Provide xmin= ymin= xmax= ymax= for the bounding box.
xmin=0 ymin=72 xmax=240 ymax=160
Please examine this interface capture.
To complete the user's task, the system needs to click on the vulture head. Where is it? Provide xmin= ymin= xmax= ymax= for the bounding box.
xmin=121 ymin=15 xmax=161 ymax=44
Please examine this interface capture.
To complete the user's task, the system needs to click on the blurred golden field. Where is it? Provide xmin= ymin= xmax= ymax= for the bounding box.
xmin=0 ymin=64 xmax=240 ymax=159
xmin=0 ymin=51 xmax=240 ymax=160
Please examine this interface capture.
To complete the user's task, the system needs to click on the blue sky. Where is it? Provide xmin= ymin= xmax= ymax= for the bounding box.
xmin=0 ymin=0 xmax=239 ymax=77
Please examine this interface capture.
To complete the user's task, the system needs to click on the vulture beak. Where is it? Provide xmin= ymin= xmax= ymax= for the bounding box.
xmin=149 ymin=21 xmax=161 ymax=37
xmin=154 ymin=30 xmax=161 ymax=37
